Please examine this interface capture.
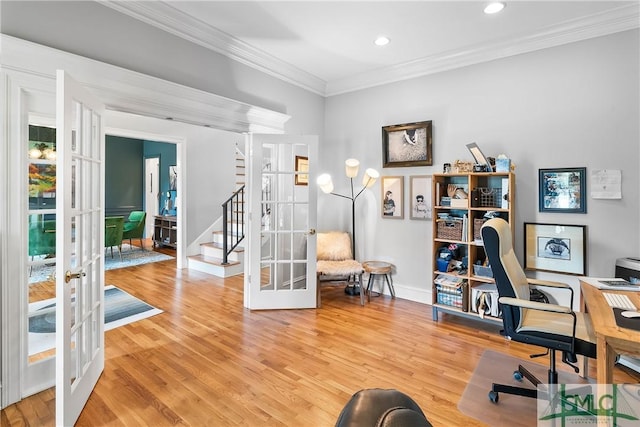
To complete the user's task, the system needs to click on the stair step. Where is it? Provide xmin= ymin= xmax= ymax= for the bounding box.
xmin=189 ymin=254 xmax=240 ymax=267
xmin=188 ymin=254 xmax=243 ymax=278
xmin=201 ymin=242 xmax=244 ymax=253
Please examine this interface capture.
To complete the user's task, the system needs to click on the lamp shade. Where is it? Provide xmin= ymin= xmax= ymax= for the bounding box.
xmin=362 ymin=168 xmax=379 ymax=188
xmin=317 ymin=173 xmax=334 ymax=194
xmin=345 ymin=158 xmax=360 ymax=178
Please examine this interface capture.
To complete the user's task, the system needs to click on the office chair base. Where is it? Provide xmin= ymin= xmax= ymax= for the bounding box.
xmin=489 ymin=364 xmax=547 ymax=403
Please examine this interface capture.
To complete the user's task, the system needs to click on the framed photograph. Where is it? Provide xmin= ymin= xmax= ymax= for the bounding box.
xmin=409 ymin=175 xmax=432 ymax=220
xmin=524 ymin=222 xmax=587 ymax=275
xmin=539 ymin=167 xmax=586 ymax=213
xmin=294 ymin=155 xmax=309 ymax=186
xmin=169 ymin=165 xmax=177 ymax=191
xmin=381 ymin=176 xmax=404 ymax=219
xmin=382 ymin=121 xmax=432 ymax=168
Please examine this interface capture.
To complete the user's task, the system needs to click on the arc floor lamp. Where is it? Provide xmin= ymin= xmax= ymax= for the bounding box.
xmin=316 ymin=158 xmax=379 ymax=260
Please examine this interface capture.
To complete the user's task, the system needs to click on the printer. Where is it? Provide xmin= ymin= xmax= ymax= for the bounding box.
xmin=614 ymin=257 xmax=640 ymax=375
xmin=615 ymin=257 xmax=640 ymax=282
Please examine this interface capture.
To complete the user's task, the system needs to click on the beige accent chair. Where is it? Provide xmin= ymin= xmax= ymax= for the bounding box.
xmin=316 ymin=231 xmax=364 ymax=307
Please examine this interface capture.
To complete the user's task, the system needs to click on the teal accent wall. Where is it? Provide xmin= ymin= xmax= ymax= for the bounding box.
xmin=105 ymin=136 xmax=143 ymax=217
xmin=105 ymin=136 xmax=176 ymax=217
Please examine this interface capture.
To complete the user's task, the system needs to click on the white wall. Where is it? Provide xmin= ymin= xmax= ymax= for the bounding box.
xmin=322 ymin=30 xmax=640 ymax=302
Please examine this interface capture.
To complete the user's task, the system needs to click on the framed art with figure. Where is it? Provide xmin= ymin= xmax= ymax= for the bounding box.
xmin=539 ymin=167 xmax=586 ymax=213
xmin=381 ymin=176 xmax=403 ymax=219
xmin=524 ymin=222 xmax=586 ymax=275
xmin=382 ymin=121 xmax=432 ymax=168
xmin=409 ymin=175 xmax=432 ymax=220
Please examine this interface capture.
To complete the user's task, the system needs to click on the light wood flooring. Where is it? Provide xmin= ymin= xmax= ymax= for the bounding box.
xmin=2 ymin=243 xmax=638 ymax=426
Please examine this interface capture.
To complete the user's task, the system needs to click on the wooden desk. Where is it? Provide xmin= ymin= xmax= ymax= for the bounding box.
xmin=580 ymin=278 xmax=640 ymax=384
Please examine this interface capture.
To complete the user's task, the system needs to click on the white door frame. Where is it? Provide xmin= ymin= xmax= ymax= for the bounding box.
xmin=106 ymin=127 xmax=185 ymax=269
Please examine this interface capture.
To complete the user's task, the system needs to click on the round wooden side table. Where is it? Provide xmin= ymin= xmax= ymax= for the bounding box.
xmin=362 ymin=261 xmax=395 ymax=302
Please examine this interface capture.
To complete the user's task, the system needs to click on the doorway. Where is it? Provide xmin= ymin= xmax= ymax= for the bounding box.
xmin=145 ymin=157 xmax=160 ymax=238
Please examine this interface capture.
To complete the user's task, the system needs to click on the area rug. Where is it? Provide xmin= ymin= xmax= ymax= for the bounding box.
xmin=28 ymin=285 xmax=163 ymax=355
xmin=29 ymin=243 xmax=174 ymax=283
xmin=458 ymin=350 xmax=592 ymax=427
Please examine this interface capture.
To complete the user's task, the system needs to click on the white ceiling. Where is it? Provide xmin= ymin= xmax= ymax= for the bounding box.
xmin=103 ymin=1 xmax=640 ymax=96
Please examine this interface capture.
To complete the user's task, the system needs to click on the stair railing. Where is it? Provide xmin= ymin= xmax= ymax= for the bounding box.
xmin=221 ymin=185 xmax=245 ymax=265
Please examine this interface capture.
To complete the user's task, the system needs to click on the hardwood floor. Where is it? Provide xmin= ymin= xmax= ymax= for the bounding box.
xmin=3 ymin=248 xmax=638 ymax=426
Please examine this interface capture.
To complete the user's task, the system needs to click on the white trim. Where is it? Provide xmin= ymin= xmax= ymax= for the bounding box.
xmin=101 ymin=0 xmax=327 ymax=97
xmin=101 ymin=1 xmax=639 ymax=97
xmin=327 ymin=4 xmax=640 ymax=96
xmin=0 ymin=35 xmax=290 ymax=134
xmin=392 ymin=284 xmax=432 ymax=306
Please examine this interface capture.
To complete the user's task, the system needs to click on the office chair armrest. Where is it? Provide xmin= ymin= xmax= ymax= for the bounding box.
xmin=526 ymin=278 xmax=574 ymax=307
xmin=498 ymin=297 xmax=572 ymax=314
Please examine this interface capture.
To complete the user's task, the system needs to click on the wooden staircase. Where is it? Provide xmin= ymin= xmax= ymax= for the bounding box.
xmin=187 ymin=145 xmax=246 ymax=278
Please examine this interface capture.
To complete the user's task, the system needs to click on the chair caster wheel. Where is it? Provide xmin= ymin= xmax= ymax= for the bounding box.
xmin=488 ymin=391 xmax=499 ymax=403
xmin=513 ymin=371 xmax=523 ymax=381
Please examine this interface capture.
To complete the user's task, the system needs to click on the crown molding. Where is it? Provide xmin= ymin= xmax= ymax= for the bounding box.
xmin=1 ymin=34 xmax=290 ymax=134
xmin=101 ymin=1 xmax=639 ymax=98
xmin=326 ymin=3 xmax=640 ymax=96
xmin=99 ymin=0 xmax=327 ymax=96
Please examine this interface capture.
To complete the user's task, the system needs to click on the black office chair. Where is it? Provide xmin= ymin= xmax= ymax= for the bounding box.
xmin=480 ymin=218 xmax=596 ymax=403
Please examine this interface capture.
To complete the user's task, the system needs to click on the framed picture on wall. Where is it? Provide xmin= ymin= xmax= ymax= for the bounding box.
xmin=524 ymin=222 xmax=587 ymax=275
xmin=169 ymin=165 xmax=177 ymax=191
xmin=382 ymin=121 xmax=433 ymax=168
xmin=409 ymin=175 xmax=432 ymax=220
xmin=381 ymin=176 xmax=404 ymax=219
xmin=539 ymin=167 xmax=586 ymax=213
xmin=295 ymin=155 xmax=309 ymax=185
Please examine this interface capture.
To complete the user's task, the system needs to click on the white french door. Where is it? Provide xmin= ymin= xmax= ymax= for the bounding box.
xmin=55 ymin=70 xmax=105 ymax=426
xmin=245 ymin=134 xmax=318 ymax=310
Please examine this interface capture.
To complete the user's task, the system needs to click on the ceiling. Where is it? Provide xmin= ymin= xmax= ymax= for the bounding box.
xmin=103 ymin=1 xmax=639 ymax=96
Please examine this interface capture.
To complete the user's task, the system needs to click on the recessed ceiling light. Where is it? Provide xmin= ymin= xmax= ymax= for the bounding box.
xmin=484 ymin=2 xmax=505 ymax=14
xmin=374 ymin=36 xmax=390 ymax=46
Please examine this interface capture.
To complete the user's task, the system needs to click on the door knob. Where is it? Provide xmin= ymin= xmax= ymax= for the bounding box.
xmin=308 ymin=229 xmax=316 ymax=235
xmin=65 ymin=270 xmax=86 ymax=283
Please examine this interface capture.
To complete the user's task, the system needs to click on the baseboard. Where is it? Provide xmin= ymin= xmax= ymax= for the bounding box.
xmin=371 ymin=281 xmax=432 ymax=305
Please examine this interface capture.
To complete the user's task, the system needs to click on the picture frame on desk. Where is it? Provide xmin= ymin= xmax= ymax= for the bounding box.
xmin=524 ymin=222 xmax=586 ymax=275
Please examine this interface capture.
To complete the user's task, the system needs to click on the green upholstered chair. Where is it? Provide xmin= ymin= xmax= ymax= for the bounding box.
xmin=105 ymin=216 xmax=125 ymax=260
xmin=28 ymin=217 xmax=56 ymax=275
xmin=29 ymin=218 xmax=57 ymax=258
xmin=122 ymin=211 xmax=146 ymax=250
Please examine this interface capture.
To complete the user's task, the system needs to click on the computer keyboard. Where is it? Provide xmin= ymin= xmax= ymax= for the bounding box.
xmin=603 ymin=292 xmax=637 ymax=310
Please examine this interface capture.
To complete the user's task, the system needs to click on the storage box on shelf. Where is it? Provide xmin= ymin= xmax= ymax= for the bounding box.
xmin=431 ymin=171 xmax=515 ymax=323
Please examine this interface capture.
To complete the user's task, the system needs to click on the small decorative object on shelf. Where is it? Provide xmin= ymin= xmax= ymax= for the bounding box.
xmin=431 ymin=170 xmax=515 ymax=324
